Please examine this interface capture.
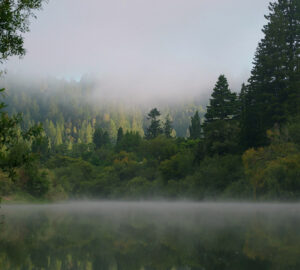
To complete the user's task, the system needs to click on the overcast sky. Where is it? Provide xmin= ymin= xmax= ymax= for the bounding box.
xmin=4 ymin=0 xmax=270 ymax=101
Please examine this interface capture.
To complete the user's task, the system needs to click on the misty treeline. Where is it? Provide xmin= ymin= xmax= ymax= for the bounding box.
xmin=1 ymin=0 xmax=300 ymax=201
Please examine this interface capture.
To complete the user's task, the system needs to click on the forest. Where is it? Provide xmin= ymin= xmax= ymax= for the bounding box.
xmin=0 ymin=0 xmax=300 ymax=201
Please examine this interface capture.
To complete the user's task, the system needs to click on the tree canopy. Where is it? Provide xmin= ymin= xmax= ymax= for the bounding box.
xmin=241 ymin=0 xmax=300 ymax=147
xmin=0 ymin=0 xmax=47 ymax=63
xmin=204 ymin=75 xmax=237 ymax=124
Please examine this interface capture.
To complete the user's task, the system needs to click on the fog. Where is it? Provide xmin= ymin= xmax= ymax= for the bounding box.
xmin=2 ymin=201 xmax=300 ymax=269
xmin=3 ymin=0 xmax=270 ymax=103
xmin=3 ymin=201 xmax=300 ymax=225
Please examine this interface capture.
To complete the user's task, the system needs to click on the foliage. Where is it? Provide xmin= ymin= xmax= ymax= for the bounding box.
xmin=116 ymin=130 xmax=142 ymax=153
xmin=243 ymin=134 xmax=300 ymax=199
xmin=145 ymin=108 xmax=163 ymax=139
xmin=241 ymin=0 xmax=300 ymax=147
xmin=93 ymin=127 xmax=110 ymax=149
xmin=163 ymin=114 xmax=173 ymax=138
xmin=204 ymin=75 xmax=238 ymax=124
xmin=22 ymin=162 xmax=50 ymax=197
xmin=204 ymin=120 xmax=241 ymax=156
xmin=0 ymin=0 xmax=47 ymax=62
xmin=1 ymin=0 xmax=300 ymax=201
xmin=0 ymin=88 xmax=43 ymax=179
xmin=189 ymin=111 xmax=201 ymax=139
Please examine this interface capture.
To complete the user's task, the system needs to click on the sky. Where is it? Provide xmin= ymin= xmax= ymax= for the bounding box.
xmin=4 ymin=0 xmax=270 ymax=102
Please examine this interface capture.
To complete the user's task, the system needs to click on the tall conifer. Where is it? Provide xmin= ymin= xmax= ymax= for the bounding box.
xmin=204 ymin=75 xmax=237 ymax=124
xmin=189 ymin=111 xmax=201 ymax=139
xmin=242 ymin=0 xmax=300 ymax=147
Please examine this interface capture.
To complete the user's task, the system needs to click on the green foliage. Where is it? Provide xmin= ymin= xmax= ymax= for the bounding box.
xmin=241 ymin=0 xmax=300 ymax=147
xmin=243 ymin=130 xmax=300 ymax=199
xmin=204 ymin=75 xmax=238 ymax=124
xmin=204 ymin=120 xmax=241 ymax=156
xmin=145 ymin=108 xmax=163 ymax=139
xmin=190 ymin=155 xmax=244 ymax=198
xmin=189 ymin=111 xmax=201 ymax=139
xmin=116 ymin=130 xmax=142 ymax=153
xmin=126 ymin=176 xmax=152 ymax=198
xmin=163 ymin=114 xmax=173 ymax=138
xmin=116 ymin=127 xmax=123 ymax=144
xmin=159 ymin=151 xmax=194 ymax=182
xmin=0 ymin=88 xmax=43 ymax=179
xmin=286 ymin=116 xmax=300 ymax=145
xmin=202 ymin=75 xmax=240 ymax=156
xmin=141 ymin=135 xmax=177 ymax=162
xmin=93 ymin=127 xmax=110 ymax=149
xmin=0 ymin=0 xmax=47 ymax=62
xmin=31 ymin=135 xmax=50 ymax=162
xmin=23 ymin=162 xmax=50 ymax=197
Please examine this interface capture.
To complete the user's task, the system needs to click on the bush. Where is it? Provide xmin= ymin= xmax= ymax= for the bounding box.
xmin=24 ymin=163 xmax=50 ymax=197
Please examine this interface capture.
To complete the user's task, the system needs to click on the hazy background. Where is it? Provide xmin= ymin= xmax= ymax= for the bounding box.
xmin=3 ymin=0 xmax=270 ymax=102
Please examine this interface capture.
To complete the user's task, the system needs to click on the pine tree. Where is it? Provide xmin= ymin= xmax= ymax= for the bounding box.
xmin=116 ymin=127 xmax=124 ymax=144
xmin=93 ymin=128 xmax=110 ymax=149
xmin=189 ymin=111 xmax=201 ymax=139
xmin=145 ymin=108 xmax=163 ymax=139
xmin=163 ymin=115 xmax=173 ymax=138
xmin=242 ymin=0 xmax=300 ymax=147
xmin=204 ymin=75 xmax=238 ymax=124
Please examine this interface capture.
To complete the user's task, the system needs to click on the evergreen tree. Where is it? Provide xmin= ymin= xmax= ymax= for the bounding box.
xmin=242 ymin=0 xmax=300 ymax=147
xmin=93 ymin=128 xmax=110 ymax=149
xmin=116 ymin=127 xmax=124 ymax=145
xmin=163 ymin=115 xmax=173 ymax=138
xmin=204 ymin=75 xmax=238 ymax=124
xmin=145 ymin=108 xmax=162 ymax=139
xmin=189 ymin=111 xmax=201 ymax=140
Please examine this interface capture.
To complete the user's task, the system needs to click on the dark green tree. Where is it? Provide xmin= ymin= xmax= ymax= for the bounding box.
xmin=93 ymin=128 xmax=110 ymax=149
xmin=0 ymin=0 xmax=46 ymax=180
xmin=204 ymin=120 xmax=241 ymax=156
xmin=145 ymin=108 xmax=162 ymax=139
xmin=0 ymin=89 xmax=43 ymax=179
xmin=163 ymin=115 xmax=173 ymax=138
xmin=116 ymin=131 xmax=142 ymax=153
xmin=116 ymin=127 xmax=123 ymax=145
xmin=242 ymin=0 xmax=300 ymax=147
xmin=204 ymin=75 xmax=238 ymax=124
xmin=31 ymin=135 xmax=50 ymax=162
xmin=189 ymin=111 xmax=201 ymax=140
xmin=0 ymin=0 xmax=47 ymax=63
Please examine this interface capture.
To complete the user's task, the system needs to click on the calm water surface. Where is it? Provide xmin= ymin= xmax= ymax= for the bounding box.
xmin=1 ymin=201 xmax=300 ymax=270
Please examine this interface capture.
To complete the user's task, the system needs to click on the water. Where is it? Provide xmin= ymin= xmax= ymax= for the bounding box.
xmin=1 ymin=202 xmax=300 ymax=270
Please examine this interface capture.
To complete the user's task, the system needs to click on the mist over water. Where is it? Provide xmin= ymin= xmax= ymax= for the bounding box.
xmin=1 ymin=201 xmax=300 ymax=269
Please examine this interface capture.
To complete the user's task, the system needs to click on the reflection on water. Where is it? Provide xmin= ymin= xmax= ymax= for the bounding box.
xmin=1 ymin=202 xmax=300 ymax=270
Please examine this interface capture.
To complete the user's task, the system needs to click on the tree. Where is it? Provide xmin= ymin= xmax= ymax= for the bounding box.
xmin=0 ymin=110 xmax=43 ymax=179
xmin=241 ymin=0 xmax=300 ymax=147
xmin=0 ymin=0 xmax=46 ymax=179
xmin=189 ymin=111 xmax=201 ymax=140
xmin=145 ymin=108 xmax=162 ymax=139
xmin=204 ymin=75 xmax=238 ymax=124
xmin=204 ymin=120 xmax=241 ymax=156
xmin=116 ymin=131 xmax=142 ymax=153
xmin=0 ymin=0 xmax=47 ymax=63
xmin=93 ymin=127 xmax=110 ymax=149
xmin=163 ymin=115 xmax=173 ymax=138
xmin=116 ymin=127 xmax=124 ymax=145
xmin=203 ymin=75 xmax=240 ymax=155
